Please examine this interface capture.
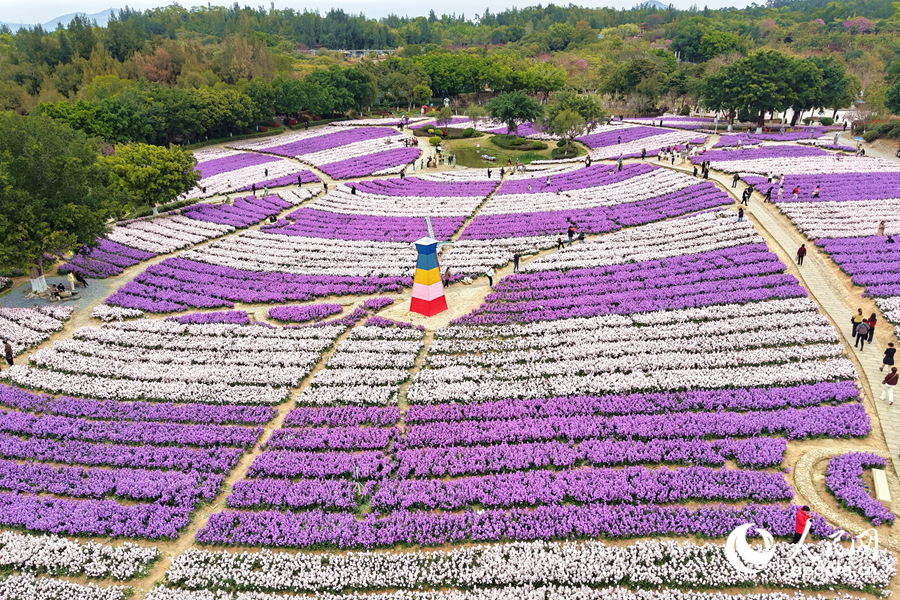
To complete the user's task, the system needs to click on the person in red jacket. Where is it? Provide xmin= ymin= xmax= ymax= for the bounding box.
xmin=882 ymin=367 xmax=899 ymax=405
xmin=792 ymin=505 xmax=810 ymax=544
xmin=796 ymin=244 xmax=807 ymax=265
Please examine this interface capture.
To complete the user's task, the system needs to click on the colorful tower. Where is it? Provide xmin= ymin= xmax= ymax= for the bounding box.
xmin=410 ymin=236 xmax=448 ymax=317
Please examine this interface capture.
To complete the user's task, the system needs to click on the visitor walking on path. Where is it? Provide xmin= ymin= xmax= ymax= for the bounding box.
xmin=513 ymin=251 xmax=521 ymax=273
xmin=867 ymin=313 xmax=877 ymax=343
xmin=741 ymin=187 xmax=751 ymax=206
xmin=3 ymin=341 xmax=11 ymax=367
xmin=792 ymin=506 xmax=810 ymax=544
xmin=879 ymin=221 xmax=886 ymax=236
xmin=852 ymin=308 xmax=866 ymax=336
xmin=882 ymin=343 xmax=896 ymax=371
xmin=557 ymin=237 xmax=564 ymax=250
xmin=485 ymin=267 xmax=495 ymax=287
xmin=732 ymin=173 xmax=740 ymax=188
xmin=641 ymin=148 xmax=646 ymax=160
xmin=444 ymin=267 xmax=451 ymax=287
xmin=578 ymin=231 xmax=585 ymax=244
xmin=882 ymin=367 xmax=899 ymax=405
xmin=764 ymin=187 xmax=773 ymax=202
xmin=796 ymin=244 xmax=807 ymax=265
xmin=778 ymin=185 xmax=784 ymax=200
xmin=567 ymin=226 xmax=575 ymax=247
xmin=855 ymin=320 xmax=870 ymax=350
xmin=738 ymin=207 xmax=744 ymax=222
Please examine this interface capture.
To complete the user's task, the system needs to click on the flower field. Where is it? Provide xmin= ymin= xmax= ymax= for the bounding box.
xmin=185 ymin=148 xmax=320 ymax=199
xmin=2 ymin=121 xmax=899 ymax=600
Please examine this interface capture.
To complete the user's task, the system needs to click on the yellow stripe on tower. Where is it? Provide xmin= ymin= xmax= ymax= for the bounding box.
xmin=414 ymin=267 xmax=442 ymax=286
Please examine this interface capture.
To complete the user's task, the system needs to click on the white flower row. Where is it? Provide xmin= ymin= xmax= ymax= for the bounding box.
xmin=435 ymin=297 xmax=822 ymax=341
xmin=183 ymin=159 xmax=306 ymax=200
xmin=418 ymin=171 xmax=503 ymax=182
xmin=0 ymin=530 xmax=157 ymax=580
xmin=480 ymin=169 xmax=697 ymax=215
xmin=441 ymin=236 xmax=556 ymax=275
xmin=776 ymin=199 xmax=900 ymax=239
xmin=309 ymin=184 xmax=487 ymax=218
xmin=6 ymin=365 xmax=288 ymax=406
xmin=230 ymin=128 xmax=335 ymax=152
xmin=0 ymin=307 xmax=71 ymax=355
xmin=184 ymin=231 xmax=416 ymax=278
xmin=525 ymin=211 xmax=761 ymax=272
xmin=106 ymin=215 xmax=234 ymax=254
xmin=587 ymin=130 xmax=698 ymax=160
xmin=158 ymin=538 xmax=894 ymax=593
xmin=191 ymin=148 xmax=246 ymax=162
xmin=875 ymin=297 xmax=900 ymax=325
xmin=298 ymin=324 xmax=423 ymax=406
xmin=145 ymin=587 xmax=880 ymax=600
xmin=296 ymin=137 xmax=409 ymax=169
xmin=0 ymin=573 xmax=125 ymax=600
xmin=428 ymin=313 xmax=838 ymax=360
xmin=7 ymin=321 xmax=343 ymax=405
xmin=90 ymin=305 xmax=145 ymax=322
xmin=407 ymin=358 xmax=856 ymax=403
xmin=330 ymin=118 xmax=417 ymax=128
xmin=277 ymin=188 xmax=318 ymax=206
xmin=708 ymin=154 xmax=897 ymax=176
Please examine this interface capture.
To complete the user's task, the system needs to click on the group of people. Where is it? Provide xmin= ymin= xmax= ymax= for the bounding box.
xmin=561 ymin=225 xmax=585 ymax=247
xmin=402 ymin=137 xmax=419 ymax=147
xmin=694 ymin=160 xmax=711 ymax=179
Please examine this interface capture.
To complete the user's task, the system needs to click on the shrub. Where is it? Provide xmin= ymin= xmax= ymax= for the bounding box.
xmin=556 ymin=140 xmax=567 ymax=148
xmin=462 ymin=128 xmax=475 ymax=138
xmin=532 ymin=141 xmax=544 ymax=150
xmin=820 ymin=117 xmax=834 ymax=126
xmin=427 ymin=128 xmax=435 ymax=134
xmin=551 ymin=146 xmax=579 ymax=159
xmin=429 ymin=136 xmax=442 ymax=145
xmin=802 ymin=117 xmax=813 ymax=125
xmin=678 ymin=104 xmax=691 ymax=116
xmin=863 ymin=130 xmax=879 ymax=143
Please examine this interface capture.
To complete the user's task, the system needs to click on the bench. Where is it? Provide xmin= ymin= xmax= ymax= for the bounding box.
xmin=873 ymin=468 xmax=891 ymax=505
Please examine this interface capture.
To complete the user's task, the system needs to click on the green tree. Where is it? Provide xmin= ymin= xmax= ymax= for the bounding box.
xmin=548 ymin=109 xmax=585 ymax=153
xmin=465 ymin=103 xmax=487 ymax=127
xmin=0 ymin=113 xmax=121 ymax=292
xmin=435 ymin=106 xmax=454 ymax=126
xmin=413 ymin=84 xmax=433 ymax=105
xmin=886 ymin=80 xmax=900 ymax=114
xmin=544 ymin=91 xmax=606 ymax=132
xmin=707 ymin=50 xmax=797 ymax=128
xmin=101 ymin=143 xmax=200 ymax=215
xmin=787 ymin=59 xmax=826 ymax=126
xmin=486 ymin=92 xmax=543 ymax=134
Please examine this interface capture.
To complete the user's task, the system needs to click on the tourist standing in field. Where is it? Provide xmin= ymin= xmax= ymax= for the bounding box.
xmin=882 ymin=343 xmax=896 ymax=371
xmin=882 ymin=367 xmax=899 ymax=405
xmin=738 ymin=207 xmax=744 ymax=222
xmin=732 ymin=173 xmax=739 ymax=188
xmin=867 ymin=313 xmax=877 ymax=343
xmin=796 ymin=244 xmax=807 ymax=265
xmin=444 ymin=267 xmax=451 ymax=287
xmin=513 ymin=251 xmax=521 ymax=273
xmin=578 ymin=231 xmax=585 ymax=244
xmin=878 ymin=221 xmax=886 ymax=236
xmin=485 ymin=267 xmax=495 ymax=287
xmin=852 ymin=308 xmax=866 ymax=336
xmin=855 ymin=319 xmax=870 ymax=350
xmin=3 ymin=341 xmax=11 ymax=367
xmin=792 ymin=506 xmax=810 ymax=544
xmin=812 ymin=185 xmax=820 ymax=198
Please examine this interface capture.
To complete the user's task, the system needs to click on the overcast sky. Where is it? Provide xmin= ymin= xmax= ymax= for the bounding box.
xmin=1 ymin=0 xmax=747 ymax=27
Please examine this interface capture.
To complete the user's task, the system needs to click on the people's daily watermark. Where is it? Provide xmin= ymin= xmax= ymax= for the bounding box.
xmin=725 ymin=521 xmax=879 ymax=574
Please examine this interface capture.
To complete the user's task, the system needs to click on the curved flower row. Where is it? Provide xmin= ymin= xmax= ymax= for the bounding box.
xmin=825 ymin=451 xmax=895 ymax=526
xmin=0 ymin=307 xmax=72 ymax=355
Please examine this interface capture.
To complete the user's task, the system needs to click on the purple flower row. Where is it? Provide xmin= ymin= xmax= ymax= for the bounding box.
xmin=318 ymin=147 xmax=421 ymax=179
xmin=0 ymin=491 xmax=192 ymax=539
xmin=577 ymin=126 xmax=668 ymax=149
xmin=816 ymin=236 xmax=900 ymax=297
xmin=497 ymin=163 xmax=654 ymax=195
xmin=401 ymin=403 xmax=870 ymax=448
xmin=0 ymin=383 xmax=275 ymax=425
xmin=693 ymin=145 xmax=826 ymax=163
xmin=59 ymin=239 xmax=157 ymax=279
xmin=370 ymin=466 xmax=793 ymax=511
xmin=406 ymin=381 xmax=861 ymax=422
xmin=396 ymin=437 xmax=787 ymax=478
xmin=459 ymin=182 xmax=730 ymax=240
xmin=106 ymin=257 xmax=410 ymax=313
xmin=197 ymin=502 xmax=831 ymax=548
xmin=825 ymin=452 xmax=895 ymax=526
xmin=266 ymin=425 xmax=400 ymax=451
xmin=0 ymin=411 xmax=263 ymax=449
xmin=262 ymin=127 xmax=393 ymax=157
xmin=268 ymin=303 xmax=343 ymax=323
xmin=196 ymin=152 xmax=280 ymax=178
xmin=228 ymin=477 xmax=360 ymax=510
xmin=237 ymin=170 xmax=320 ymax=191
xmin=364 ymin=316 xmax=423 ymax=330
xmin=282 ymin=405 xmax=400 ymax=428
xmin=0 ymin=459 xmax=221 ymax=505
xmin=713 ymin=128 xmax=836 ymax=146
xmin=361 ymin=296 xmax=394 ymax=311
xmin=247 ymin=450 xmax=392 ymax=479
xmin=262 ymin=208 xmax=463 ymax=242
xmin=182 ymin=195 xmax=290 ymax=228
xmin=0 ymin=432 xmax=241 ymax=473
xmin=167 ymin=310 xmax=251 ymax=325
